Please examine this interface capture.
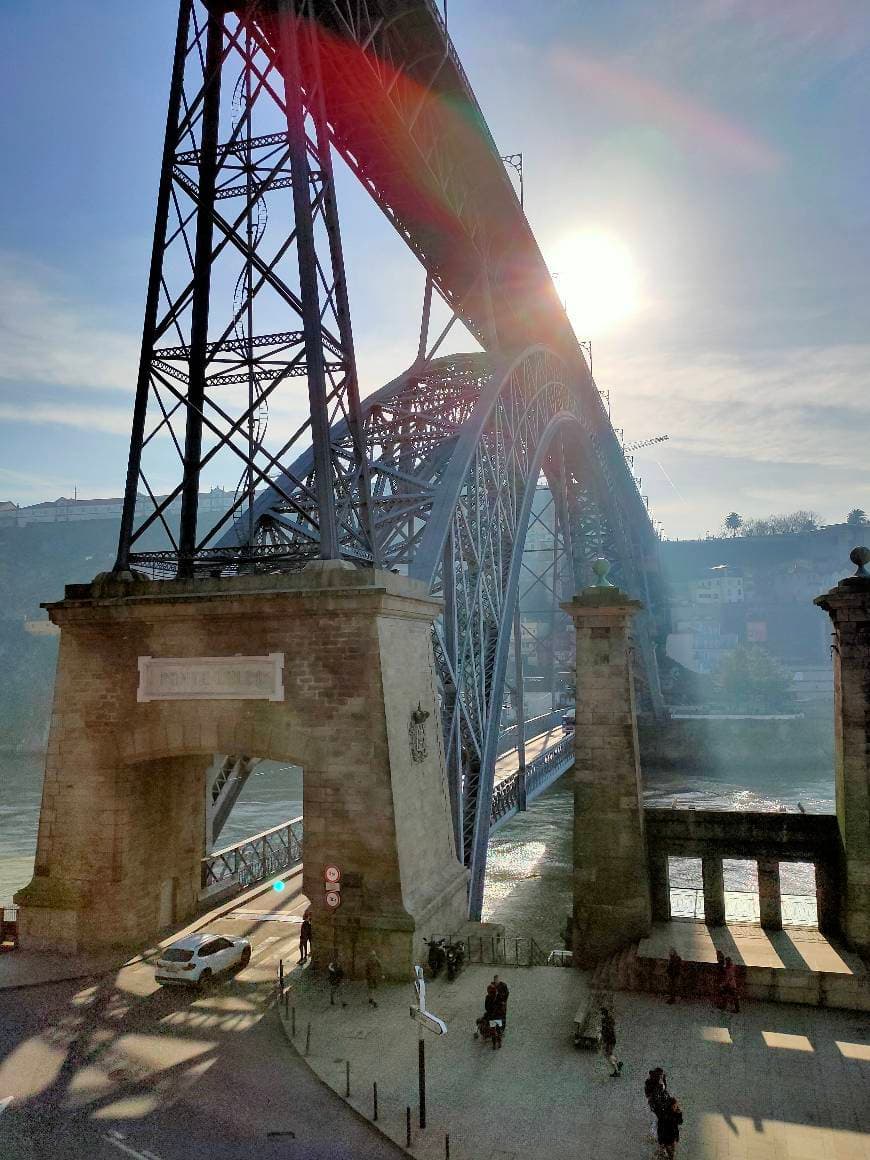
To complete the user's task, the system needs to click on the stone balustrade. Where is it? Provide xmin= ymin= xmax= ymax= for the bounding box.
xmin=645 ymin=808 xmax=841 ymax=934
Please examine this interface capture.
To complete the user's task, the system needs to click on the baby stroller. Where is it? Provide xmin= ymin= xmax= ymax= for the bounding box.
xmin=474 ymin=1012 xmax=504 ymax=1049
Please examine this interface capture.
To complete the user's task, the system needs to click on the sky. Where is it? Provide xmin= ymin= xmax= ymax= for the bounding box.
xmin=1 ymin=0 xmax=869 ymax=539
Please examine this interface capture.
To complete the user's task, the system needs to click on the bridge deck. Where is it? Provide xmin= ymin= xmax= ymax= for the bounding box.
xmin=494 ymin=725 xmax=567 ymax=787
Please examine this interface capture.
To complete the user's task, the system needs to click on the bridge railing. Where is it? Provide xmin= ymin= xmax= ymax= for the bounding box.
xmin=490 ymin=734 xmax=574 ymax=827
xmin=496 ymin=710 xmax=563 ymax=757
xmin=201 ymin=817 xmax=303 ymax=891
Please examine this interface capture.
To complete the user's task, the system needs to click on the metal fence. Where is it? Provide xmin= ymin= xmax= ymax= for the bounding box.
xmin=1 ymin=905 xmax=18 ymax=946
xmin=461 ymin=933 xmax=550 ymax=967
xmin=201 ymin=817 xmax=303 ymax=890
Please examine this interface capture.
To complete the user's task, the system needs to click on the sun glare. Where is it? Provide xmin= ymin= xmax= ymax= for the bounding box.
xmin=549 ymin=230 xmax=641 ymax=336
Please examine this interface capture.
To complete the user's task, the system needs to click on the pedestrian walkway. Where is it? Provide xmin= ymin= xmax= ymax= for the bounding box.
xmin=493 ymin=725 xmax=565 ymax=786
xmin=277 ymin=960 xmax=870 ymax=1160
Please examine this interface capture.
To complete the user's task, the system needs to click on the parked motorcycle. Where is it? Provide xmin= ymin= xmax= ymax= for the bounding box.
xmin=445 ymin=939 xmax=466 ymax=981
xmin=425 ymin=937 xmax=447 ymax=977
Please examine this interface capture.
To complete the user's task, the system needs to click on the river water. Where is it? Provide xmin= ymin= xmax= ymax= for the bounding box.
xmin=1 ymin=753 xmax=834 ymax=946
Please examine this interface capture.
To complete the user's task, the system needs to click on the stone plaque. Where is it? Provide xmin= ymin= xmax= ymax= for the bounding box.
xmin=137 ymin=653 xmax=284 ymax=702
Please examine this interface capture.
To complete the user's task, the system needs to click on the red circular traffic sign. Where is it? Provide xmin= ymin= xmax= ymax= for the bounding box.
xmin=325 ymin=890 xmax=342 ymax=909
xmin=324 ymin=864 xmax=341 ymax=884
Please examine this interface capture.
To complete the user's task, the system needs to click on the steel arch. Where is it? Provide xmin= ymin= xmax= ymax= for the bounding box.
xmin=217 ymin=342 xmax=656 ymax=915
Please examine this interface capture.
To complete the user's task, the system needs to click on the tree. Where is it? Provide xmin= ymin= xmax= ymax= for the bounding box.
xmin=846 ymin=508 xmax=868 ymax=526
xmin=741 ymin=510 xmax=820 ymax=537
xmin=724 ymin=512 xmax=743 ymax=536
xmin=714 ymin=645 xmax=793 ymax=713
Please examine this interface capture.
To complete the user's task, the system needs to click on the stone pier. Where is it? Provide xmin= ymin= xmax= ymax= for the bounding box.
xmin=14 ymin=565 xmax=468 ymax=977
xmin=562 ymin=566 xmax=651 ymax=967
xmin=815 ymin=547 xmax=870 ymax=953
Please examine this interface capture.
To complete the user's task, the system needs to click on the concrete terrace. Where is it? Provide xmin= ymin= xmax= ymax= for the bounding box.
xmin=278 ymin=959 xmax=870 ymax=1160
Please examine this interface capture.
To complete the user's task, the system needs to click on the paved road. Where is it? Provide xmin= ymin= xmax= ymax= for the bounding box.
xmin=0 ymin=885 xmax=405 ymax=1160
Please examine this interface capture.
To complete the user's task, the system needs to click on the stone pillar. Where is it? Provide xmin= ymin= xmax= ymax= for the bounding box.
xmin=757 ymin=857 xmax=783 ymax=930
xmin=562 ymin=565 xmax=651 ymax=967
xmin=815 ymin=547 xmax=870 ymax=952
xmin=14 ymin=567 xmax=468 ymax=974
xmin=649 ymin=850 xmax=671 ymax=923
xmin=815 ymin=858 xmax=840 ymax=936
xmin=702 ymin=856 xmax=726 ymax=926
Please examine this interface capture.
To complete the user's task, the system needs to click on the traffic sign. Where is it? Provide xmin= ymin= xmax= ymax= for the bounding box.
xmin=324 ymin=890 xmax=341 ymax=909
xmin=413 ymin=1009 xmax=447 ymax=1036
xmin=324 ymin=864 xmax=341 ymax=884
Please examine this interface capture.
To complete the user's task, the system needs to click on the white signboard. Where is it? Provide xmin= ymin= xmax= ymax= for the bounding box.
xmin=137 ymin=654 xmax=284 ymax=702
xmin=412 ymin=965 xmax=447 ymax=1035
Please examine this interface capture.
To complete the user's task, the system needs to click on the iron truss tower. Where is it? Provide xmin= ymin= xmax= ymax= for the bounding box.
xmin=115 ymin=0 xmax=377 ymax=578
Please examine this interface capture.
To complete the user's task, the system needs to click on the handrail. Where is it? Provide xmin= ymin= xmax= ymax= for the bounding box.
xmin=202 ymin=816 xmax=303 ymax=890
xmin=496 ymin=710 xmax=563 ymax=757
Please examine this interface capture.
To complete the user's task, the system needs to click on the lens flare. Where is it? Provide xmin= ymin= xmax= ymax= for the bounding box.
xmin=549 ymin=230 xmax=641 ymax=336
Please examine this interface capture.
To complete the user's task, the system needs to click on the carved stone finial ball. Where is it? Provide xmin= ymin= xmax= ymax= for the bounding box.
xmin=850 ymin=546 xmax=870 ymax=577
xmin=591 ymin=557 xmax=614 ymax=587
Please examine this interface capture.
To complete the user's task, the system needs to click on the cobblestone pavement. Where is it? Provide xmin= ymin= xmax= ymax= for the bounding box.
xmin=279 ymin=962 xmax=870 ymax=1160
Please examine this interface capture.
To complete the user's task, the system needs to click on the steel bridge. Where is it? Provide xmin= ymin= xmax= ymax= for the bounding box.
xmin=112 ymin=0 xmax=664 ymax=917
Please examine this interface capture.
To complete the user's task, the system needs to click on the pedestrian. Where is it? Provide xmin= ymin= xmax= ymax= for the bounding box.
xmin=475 ymin=983 xmax=498 ymax=1040
xmin=492 ymin=974 xmax=510 ymax=1030
xmin=666 ymin=948 xmax=682 ymax=1004
xmin=327 ymin=958 xmax=346 ymax=1007
xmin=644 ymin=1068 xmax=668 ymax=1140
xmin=599 ymin=1006 xmax=622 ymax=1077
xmin=365 ymin=949 xmax=383 ymax=1008
xmin=299 ymin=914 xmax=312 ymax=964
xmin=721 ymin=957 xmax=740 ymax=1013
xmin=489 ymin=990 xmax=506 ymax=1050
xmin=655 ymin=1094 xmax=683 ymax=1159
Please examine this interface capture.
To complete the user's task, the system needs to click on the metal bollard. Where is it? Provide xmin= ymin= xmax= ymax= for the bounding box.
xmin=283 ymin=989 xmax=289 ymax=1018
xmin=406 ymin=1106 xmax=411 ymax=1148
xmin=291 ymin=1006 xmax=296 ymax=1037
xmin=345 ymin=1060 xmax=350 ymax=1098
xmin=279 ymin=958 xmax=284 ymax=987
xmin=372 ymin=1082 xmax=378 ymax=1122
xmin=305 ymin=1023 xmax=311 ymax=1056
xmin=445 ymin=1133 xmax=450 ymax=1159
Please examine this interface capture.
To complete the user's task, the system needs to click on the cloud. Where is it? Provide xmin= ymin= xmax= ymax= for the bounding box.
xmin=551 ymin=50 xmax=783 ymax=173
xmin=0 ymin=401 xmax=131 ymax=435
xmin=604 ymin=342 xmax=870 ymax=472
xmin=0 ymin=253 xmax=137 ymax=392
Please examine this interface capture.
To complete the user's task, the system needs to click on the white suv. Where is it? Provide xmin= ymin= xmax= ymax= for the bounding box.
xmin=155 ymin=932 xmax=251 ymax=987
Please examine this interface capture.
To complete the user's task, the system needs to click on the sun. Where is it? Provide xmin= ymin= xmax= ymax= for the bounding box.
xmin=549 ymin=230 xmax=641 ymax=337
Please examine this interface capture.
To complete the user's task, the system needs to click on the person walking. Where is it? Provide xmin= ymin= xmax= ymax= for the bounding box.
xmin=298 ymin=915 xmax=312 ymax=964
xmin=599 ymin=1007 xmax=622 ymax=1077
xmin=644 ymin=1068 xmax=668 ymax=1140
xmin=655 ymin=1094 xmax=683 ymax=1158
xmin=666 ymin=948 xmax=682 ymax=1004
xmin=327 ymin=958 xmax=346 ymax=1007
xmin=493 ymin=975 xmax=510 ymax=1030
xmin=365 ymin=949 xmax=383 ymax=1009
xmin=489 ymin=989 xmax=506 ymax=1050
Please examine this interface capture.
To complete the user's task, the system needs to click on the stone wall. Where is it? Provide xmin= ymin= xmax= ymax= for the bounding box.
xmin=15 ymin=566 xmax=468 ymax=975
